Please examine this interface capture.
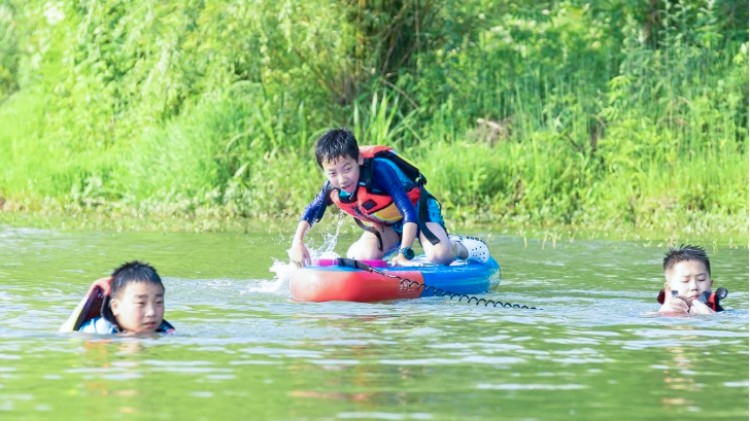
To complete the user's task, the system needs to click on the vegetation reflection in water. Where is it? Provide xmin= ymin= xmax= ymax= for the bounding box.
xmin=0 ymin=225 xmax=747 ymax=420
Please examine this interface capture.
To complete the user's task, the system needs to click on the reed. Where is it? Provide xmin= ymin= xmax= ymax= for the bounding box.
xmin=0 ymin=0 xmax=745 ymax=239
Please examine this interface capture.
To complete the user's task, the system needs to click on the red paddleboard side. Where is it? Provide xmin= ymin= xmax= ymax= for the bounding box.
xmin=290 ymin=269 xmax=424 ymax=302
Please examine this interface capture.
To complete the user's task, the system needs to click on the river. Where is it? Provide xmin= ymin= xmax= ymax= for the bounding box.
xmin=1 ymin=224 xmax=747 ymax=420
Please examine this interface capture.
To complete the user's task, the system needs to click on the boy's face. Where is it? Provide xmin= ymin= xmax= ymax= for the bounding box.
xmin=110 ymin=281 xmax=165 ymax=334
xmin=665 ymin=260 xmax=713 ymax=303
xmin=322 ymin=154 xmax=362 ymax=195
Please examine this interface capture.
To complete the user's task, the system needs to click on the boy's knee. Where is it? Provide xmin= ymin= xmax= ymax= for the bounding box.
xmin=346 ymin=241 xmax=380 ymax=260
xmin=426 ymin=244 xmax=455 ymax=265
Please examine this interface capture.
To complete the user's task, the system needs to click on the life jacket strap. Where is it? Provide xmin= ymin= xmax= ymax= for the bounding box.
xmin=354 ymin=218 xmax=384 ymax=251
xmin=417 ymin=187 xmax=440 ymax=245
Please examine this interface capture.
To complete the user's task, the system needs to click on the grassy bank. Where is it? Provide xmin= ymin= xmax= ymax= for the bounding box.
xmin=0 ymin=208 xmax=745 ymax=250
xmin=0 ymin=0 xmax=747 ymax=240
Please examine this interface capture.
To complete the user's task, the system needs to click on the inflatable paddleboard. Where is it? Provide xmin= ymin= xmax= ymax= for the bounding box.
xmin=290 ymin=256 xmax=500 ymax=302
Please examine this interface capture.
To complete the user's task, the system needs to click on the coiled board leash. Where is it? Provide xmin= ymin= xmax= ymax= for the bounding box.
xmin=334 ymin=258 xmax=539 ymax=310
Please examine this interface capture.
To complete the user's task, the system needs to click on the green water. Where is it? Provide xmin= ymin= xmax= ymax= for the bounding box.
xmin=1 ymin=224 xmax=747 ymax=420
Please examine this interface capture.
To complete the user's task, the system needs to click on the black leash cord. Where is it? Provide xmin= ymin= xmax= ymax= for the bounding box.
xmin=398 ymin=278 xmax=538 ymax=309
xmin=335 ymin=257 xmax=539 ymax=310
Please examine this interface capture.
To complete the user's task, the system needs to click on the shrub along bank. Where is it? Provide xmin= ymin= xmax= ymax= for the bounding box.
xmin=0 ymin=1 xmax=746 ymax=240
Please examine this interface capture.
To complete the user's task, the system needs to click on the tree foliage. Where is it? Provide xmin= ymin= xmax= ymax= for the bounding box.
xmin=0 ymin=0 xmax=746 ymax=235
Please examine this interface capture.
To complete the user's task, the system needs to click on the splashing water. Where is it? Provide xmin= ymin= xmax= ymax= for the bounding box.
xmin=269 ymin=211 xmax=348 ymax=280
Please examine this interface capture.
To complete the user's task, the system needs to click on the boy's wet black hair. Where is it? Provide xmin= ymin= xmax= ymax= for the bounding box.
xmin=110 ymin=260 xmax=164 ymax=299
xmin=314 ymin=128 xmax=359 ymax=168
xmin=663 ymin=244 xmax=711 ymax=276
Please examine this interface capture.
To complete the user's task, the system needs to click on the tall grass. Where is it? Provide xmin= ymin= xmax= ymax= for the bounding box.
xmin=0 ymin=0 xmax=746 ymax=239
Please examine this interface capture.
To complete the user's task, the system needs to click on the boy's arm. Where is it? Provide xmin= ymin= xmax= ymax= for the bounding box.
xmin=372 ymin=161 xmax=419 ymax=224
xmin=290 ymin=183 xmax=331 ymax=267
xmin=289 ymin=220 xmax=312 ymax=267
xmin=300 ymin=182 xmax=333 ymax=225
xmin=391 ymin=222 xmax=419 ymax=266
xmin=372 ymin=161 xmax=421 ymax=266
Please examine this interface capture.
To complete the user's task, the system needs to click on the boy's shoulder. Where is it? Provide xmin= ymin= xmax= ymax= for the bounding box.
xmin=367 ymin=149 xmax=426 ymax=186
xmin=78 ymin=317 xmax=119 ymax=334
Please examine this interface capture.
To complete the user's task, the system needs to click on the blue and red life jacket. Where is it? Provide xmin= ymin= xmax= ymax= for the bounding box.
xmin=330 ymin=146 xmax=423 ymax=226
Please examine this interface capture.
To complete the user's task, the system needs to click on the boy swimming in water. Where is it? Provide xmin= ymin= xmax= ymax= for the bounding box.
xmin=77 ymin=261 xmax=175 ymax=334
xmin=658 ymin=245 xmax=725 ymax=315
xmin=289 ymin=128 xmax=490 ymax=267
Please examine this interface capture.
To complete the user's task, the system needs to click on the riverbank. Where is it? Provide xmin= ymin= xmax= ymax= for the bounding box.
xmin=1 ymin=1 xmax=747 ymax=246
xmin=1 ymin=198 xmax=745 ymax=248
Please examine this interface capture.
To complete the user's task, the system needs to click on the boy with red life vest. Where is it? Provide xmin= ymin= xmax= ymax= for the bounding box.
xmin=64 ymin=261 xmax=175 ymax=335
xmin=289 ymin=128 xmax=489 ymax=267
xmin=658 ymin=245 xmax=726 ymax=315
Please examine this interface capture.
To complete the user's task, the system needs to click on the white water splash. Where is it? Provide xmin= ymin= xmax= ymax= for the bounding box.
xmin=268 ymin=211 xmax=348 ymax=281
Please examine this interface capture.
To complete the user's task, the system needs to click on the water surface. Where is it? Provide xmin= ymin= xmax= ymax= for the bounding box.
xmin=1 ymin=225 xmax=747 ymax=420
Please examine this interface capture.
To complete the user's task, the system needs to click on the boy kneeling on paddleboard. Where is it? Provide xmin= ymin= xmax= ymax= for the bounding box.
xmin=289 ymin=128 xmax=489 ymax=267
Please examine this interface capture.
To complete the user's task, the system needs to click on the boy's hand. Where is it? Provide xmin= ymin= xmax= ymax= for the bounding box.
xmin=92 ymin=276 xmax=113 ymax=295
xmin=659 ymin=298 xmax=689 ymax=313
xmin=688 ymin=299 xmax=715 ymax=315
xmin=288 ymin=241 xmax=311 ymax=268
xmin=658 ymin=283 xmax=689 ymax=314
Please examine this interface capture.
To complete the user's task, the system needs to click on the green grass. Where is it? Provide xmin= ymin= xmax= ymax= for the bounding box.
xmin=0 ymin=0 xmax=746 ymax=241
